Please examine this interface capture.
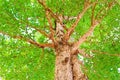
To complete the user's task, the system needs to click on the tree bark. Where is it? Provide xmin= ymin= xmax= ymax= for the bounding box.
xmin=72 ymin=55 xmax=88 ymax=80
xmin=55 ymin=45 xmax=73 ymax=80
xmin=54 ymin=44 xmax=88 ymax=80
xmin=54 ymin=14 xmax=88 ymax=80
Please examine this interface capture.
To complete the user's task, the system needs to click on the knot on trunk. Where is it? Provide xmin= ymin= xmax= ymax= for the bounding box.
xmin=62 ymin=57 xmax=69 ymax=65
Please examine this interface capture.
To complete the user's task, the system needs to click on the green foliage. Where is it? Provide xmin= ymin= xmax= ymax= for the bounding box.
xmin=0 ymin=36 xmax=55 ymax=80
xmin=0 ymin=0 xmax=120 ymax=80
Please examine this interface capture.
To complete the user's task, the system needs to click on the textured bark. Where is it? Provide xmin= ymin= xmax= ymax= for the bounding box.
xmin=72 ymin=55 xmax=88 ymax=80
xmin=55 ymin=45 xmax=73 ymax=80
xmin=54 ymin=14 xmax=88 ymax=80
xmin=54 ymin=44 xmax=88 ymax=80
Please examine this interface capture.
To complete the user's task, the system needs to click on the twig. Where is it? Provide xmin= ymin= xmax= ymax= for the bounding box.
xmin=3 ymin=11 xmax=50 ymax=39
xmin=91 ymin=50 xmax=120 ymax=57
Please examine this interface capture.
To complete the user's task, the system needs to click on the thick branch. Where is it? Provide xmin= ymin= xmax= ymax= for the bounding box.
xmin=72 ymin=1 xmax=115 ymax=53
xmin=0 ymin=31 xmax=54 ymax=48
xmin=64 ymin=1 xmax=93 ymax=41
xmin=72 ymin=20 xmax=99 ymax=53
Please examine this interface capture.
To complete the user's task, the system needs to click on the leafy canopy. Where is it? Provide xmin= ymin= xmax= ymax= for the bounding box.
xmin=0 ymin=0 xmax=120 ymax=80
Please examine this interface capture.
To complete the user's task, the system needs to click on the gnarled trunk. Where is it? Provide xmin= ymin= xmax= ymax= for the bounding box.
xmin=54 ymin=44 xmax=88 ymax=80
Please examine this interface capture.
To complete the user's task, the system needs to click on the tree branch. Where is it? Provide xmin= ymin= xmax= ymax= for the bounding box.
xmin=37 ymin=0 xmax=68 ymax=31
xmin=64 ymin=1 xmax=93 ymax=41
xmin=91 ymin=2 xmax=97 ymax=26
xmin=91 ymin=50 xmax=120 ymax=57
xmin=95 ymin=1 xmax=115 ymax=22
xmin=37 ymin=0 xmax=56 ymax=18
xmin=45 ymin=10 xmax=56 ymax=43
xmin=27 ymin=39 xmax=54 ymax=48
xmin=72 ymin=21 xmax=99 ymax=53
xmin=29 ymin=26 xmax=50 ymax=38
xmin=0 ymin=31 xmax=54 ymax=48
xmin=37 ymin=0 xmax=56 ymax=43
xmin=4 ymin=11 xmax=50 ymax=39
xmin=72 ymin=1 xmax=115 ymax=53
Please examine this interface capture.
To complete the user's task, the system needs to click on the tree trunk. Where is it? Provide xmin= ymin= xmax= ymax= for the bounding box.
xmin=54 ymin=44 xmax=88 ymax=80
xmin=54 ymin=14 xmax=88 ymax=80
xmin=55 ymin=45 xmax=73 ymax=80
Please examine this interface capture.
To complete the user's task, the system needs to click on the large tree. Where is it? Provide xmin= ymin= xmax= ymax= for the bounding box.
xmin=0 ymin=0 xmax=120 ymax=80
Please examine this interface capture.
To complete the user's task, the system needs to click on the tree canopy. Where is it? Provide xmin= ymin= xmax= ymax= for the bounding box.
xmin=0 ymin=0 xmax=120 ymax=80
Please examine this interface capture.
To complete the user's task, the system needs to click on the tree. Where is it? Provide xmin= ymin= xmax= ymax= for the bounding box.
xmin=0 ymin=0 xmax=120 ymax=80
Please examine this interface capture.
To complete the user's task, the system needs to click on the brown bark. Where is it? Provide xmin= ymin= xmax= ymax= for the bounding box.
xmin=72 ymin=55 xmax=88 ymax=80
xmin=54 ymin=44 xmax=88 ymax=80
xmin=55 ymin=45 xmax=73 ymax=80
xmin=54 ymin=11 xmax=88 ymax=80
